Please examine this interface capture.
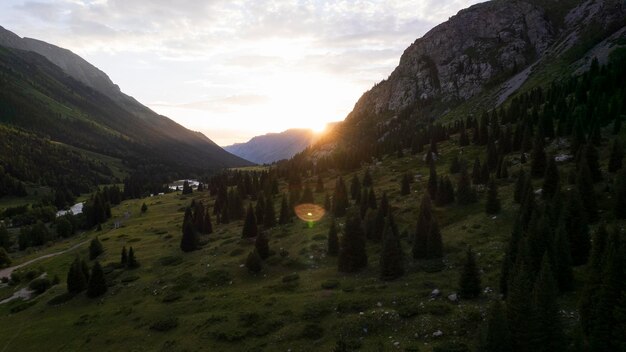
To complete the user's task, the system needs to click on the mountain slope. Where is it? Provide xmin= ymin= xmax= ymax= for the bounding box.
xmin=224 ymin=129 xmax=316 ymax=164
xmin=0 ymin=26 xmax=251 ymax=172
xmin=316 ymin=0 xmax=626 ymax=154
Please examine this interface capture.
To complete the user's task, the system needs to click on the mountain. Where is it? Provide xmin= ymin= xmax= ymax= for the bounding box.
xmin=224 ymin=129 xmax=316 ymax=164
xmin=314 ymin=0 xmax=626 ymax=154
xmin=0 ymin=26 xmax=251 ymax=174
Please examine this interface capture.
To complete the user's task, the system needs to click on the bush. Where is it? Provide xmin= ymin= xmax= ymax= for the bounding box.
xmin=10 ymin=300 xmax=37 ymax=314
xmin=47 ymin=292 xmax=75 ymax=306
xmin=301 ymin=323 xmax=324 ymax=339
xmin=150 ymin=317 xmax=179 ymax=332
xmin=321 ymin=279 xmax=340 ymax=290
xmin=28 ymin=277 xmax=52 ymax=294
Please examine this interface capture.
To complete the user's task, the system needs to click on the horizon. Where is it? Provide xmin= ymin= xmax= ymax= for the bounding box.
xmin=0 ymin=0 xmax=482 ymax=145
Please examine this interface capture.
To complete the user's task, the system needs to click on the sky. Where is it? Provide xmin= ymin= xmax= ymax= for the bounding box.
xmin=0 ymin=0 xmax=482 ymax=145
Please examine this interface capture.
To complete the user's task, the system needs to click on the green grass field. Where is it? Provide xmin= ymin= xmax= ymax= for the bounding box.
xmin=0 ymin=137 xmax=592 ymax=351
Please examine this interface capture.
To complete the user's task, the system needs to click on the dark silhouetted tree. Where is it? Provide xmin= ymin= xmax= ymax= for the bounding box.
xmin=86 ymin=261 xmax=107 ymax=298
xmin=279 ymin=194 xmax=292 ymax=224
xmin=478 ymin=300 xmax=512 ymax=352
xmin=89 ymin=237 xmax=103 ymax=260
xmin=180 ymin=207 xmax=199 ymax=252
xmin=245 ymin=250 xmax=262 ymax=273
xmin=542 ymin=156 xmax=559 ymax=199
xmin=412 ymin=194 xmax=432 ymax=260
xmin=255 ymin=232 xmax=269 ymax=259
xmin=67 ymin=257 xmax=87 ymax=294
xmin=127 ymin=246 xmax=139 ymax=269
xmin=400 ymin=173 xmax=411 ymax=195
xmin=379 ymin=214 xmax=404 ymax=281
xmin=485 ymin=178 xmax=501 ymax=215
xmin=242 ymin=204 xmax=258 ymax=238
xmin=608 ymin=139 xmax=624 ymax=173
xmin=327 ymin=218 xmax=339 ymax=256
xmin=338 ymin=210 xmax=367 ymax=273
xmin=459 ymin=246 xmax=481 ymax=298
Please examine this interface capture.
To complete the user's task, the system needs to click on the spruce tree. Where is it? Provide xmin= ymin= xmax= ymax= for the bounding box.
xmin=458 ymin=246 xmax=481 ymax=298
xmin=542 ymin=156 xmax=559 ymax=199
xmin=242 ymin=204 xmax=258 ymax=238
xmin=379 ymin=192 xmax=389 ymax=217
xmin=89 ymin=237 xmax=104 ymax=260
xmin=426 ymin=219 xmax=443 ymax=259
xmin=86 ymin=261 xmax=107 ymax=298
xmin=255 ymin=232 xmax=269 ymax=259
xmin=583 ymin=143 xmax=603 ymax=182
xmin=472 ymin=158 xmax=483 ymax=185
xmin=412 ymin=194 xmax=432 ymax=260
xmin=561 ymin=190 xmax=590 ymax=266
xmin=127 ymin=246 xmax=139 ymax=269
xmin=0 ymin=247 xmax=11 ymax=268
xmin=478 ymin=300 xmax=512 ymax=352
xmin=300 ymin=185 xmax=314 ymax=203
xmin=456 ymin=166 xmax=476 ymax=205
xmin=120 ymin=246 xmax=127 ymax=266
xmin=180 ymin=207 xmax=199 ymax=252
xmin=553 ymin=223 xmax=574 ymax=292
xmin=428 ymin=163 xmax=438 ymax=198
xmin=530 ymin=255 xmax=566 ymax=352
xmin=576 ymin=160 xmax=598 ymax=223
xmin=362 ymin=169 xmax=373 ymax=187
xmin=506 ymin=247 xmax=533 ymax=352
xmin=245 ymin=250 xmax=262 ymax=273
xmin=379 ymin=214 xmax=404 ymax=281
xmin=514 ymin=169 xmax=526 ymax=203
xmin=485 ymin=178 xmax=501 ymax=215
xmin=367 ymin=188 xmax=377 ymax=210
xmin=0 ymin=224 xmax=10 ymax=250
xmin=608 ymin=139 xmax=624 ymax=173
xmin=332 ymin=177 xmax=349 ymax=217
xmin=400 ymin=173 xmax=411 ymax=195
xmin=327 ymin=218 xmax=339 ymax=256
xmin=350 ymin=175 xmax=361 ymax=201
xmin=279 ymin=194 xmax=291 ymax=224
xmin=255 ymin=194 xmax=265 ymax=224
xmin=263 ymin=196 xmax=276 ymax=228
xmin=338 ymin=210 xmax=367 ymax=273
xmin=67 ymin=257 xmax=87 ymax=294
xmin=141 ymin=202 xmax=147 ymax=214
xmin=530 ymin=134 xmax=547 ymax=178
xmin=203 ymin=209 xmax=213 ymax=234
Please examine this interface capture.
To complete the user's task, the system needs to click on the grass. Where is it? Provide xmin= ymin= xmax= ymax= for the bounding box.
xmin=0 ymin=134 xmax=604 ymax=351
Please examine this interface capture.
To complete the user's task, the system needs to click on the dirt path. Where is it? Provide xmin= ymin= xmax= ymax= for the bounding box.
xmin=0 ymin=240 xmax=89 ymax=279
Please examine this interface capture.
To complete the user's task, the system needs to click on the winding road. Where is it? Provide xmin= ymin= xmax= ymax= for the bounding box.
xmin=0 ymin=239 xmax=89 ymax=279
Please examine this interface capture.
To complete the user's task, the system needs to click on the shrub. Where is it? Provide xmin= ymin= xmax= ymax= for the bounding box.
xmin=321 ymin=279 xmax=340 ymax=290
xmin=150 ymin=317 xmax=179 ymax=332
xmin=47 ymin=292 xmax=75 ymax=306
xmin=28 ymin=277 xmax=52 ymax=294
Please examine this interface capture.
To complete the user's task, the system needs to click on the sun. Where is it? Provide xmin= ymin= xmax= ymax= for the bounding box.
xmin=310 ymin=121 xmax=327 ymax=133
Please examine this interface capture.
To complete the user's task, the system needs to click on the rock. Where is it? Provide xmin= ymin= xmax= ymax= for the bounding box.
xmin=431 ymin=289 xmax=441 ymax=298
xmin=432 ymin=330 xmax=443 ymax=337
xmin=447 ymin=293 xmax=458 ymax=302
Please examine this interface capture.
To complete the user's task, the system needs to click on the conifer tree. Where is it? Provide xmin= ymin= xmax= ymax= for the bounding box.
xmin=245 ymin=250 xmax=262 ymax=273
xmin=300 ymin=185 xmax=314 ymax=204
xmin=362 ymin=169 xmax=373 ymax=187
xmin=350 ymin=175 xmax=361 ymax=201
xmin=614 ymin=168 xmax=626 ymax=219
xmin=255 ymin=232 xmax=269 ymax=259
xmin=338 ymin=210 xmax=367 ymax=273
xmin=608 ymin=138 xmax=624 ymax=173
xmin=412 ymin=194 xmax=432 ymax=260
xmin=180 ymin=207 xmax=199 ymax=252
xmin=553 ymin=223 xmax=574 ymax=292
xmin=530 ymin=255 xmax=566 ymax=352
xmin=255 ymin=194 xmax=265 ymax=225
xmin=485 ymin=178 xmax=501 ymax=215
xmin=428 ymin=163 xmax=438 ymax=198
xmin=0 ymin=247 xmax=10 ymax=268
xmin=456 ymin=166 xmax=476 ymax=205
xmin=327 ymin=218 xmax=339 ymax=256
xmin=367 ymin=187 xmax=377 ymax=210
xmin=478 ymin=300 xmax=512 ymax=352
xmin=242 ymin=204 xmax=258 ymax=238
xmin=379 ymin=214 xmax=404 ymax=281
xmin=426 ymin=220 xmax=443 ymax=259
xmin=576 ymin=160 xmax=598 ymax=223
xmin=86 ymin=261 xmax=107 ymax=298
xmin=182 ymin=180 xmax=193 ymax=195
xmin=379 ymin=192 xmax=389 ymax=217
xmin=0 ymin=223 xmax=10 ymax=250
xmin=542 ymin=156 xmax=559 ymax=199
xmin=67 ymin=257 xmax=87 ymax=294
xmin=459 ymin=246 xmax=481 ymax=298
xmin=400 ymin=173 xmax=411 ymax=195
xmin=203 ymin=209 xmax=213 ymax=234
xmin=324 ymin=193 xmax=331 ymax=211
xmin=127 ymin=246 xmax=139 ymax=269
xmin=506 ymin=248 xmax=533 ymax=352
xmin=81 ymin=259 xmax=90 ymax=283
xmin=315 ymin=175 xmax=324 ymax=193
xmin=530 ymin=134 xmax=547 ymax=178
xmin=279 ymin=194 xmax=292 ymax=224
xmin=472 ymin=158 xmax=483 ymax=185
xmin=141 ymin=202 xmax=148 ymax=214
xmin=120 ymin=246 xmax=127 ymax=266
xmin=561 ymin=190 xmax=590 ymax=266
xmin=263 ymin=196 xmax=276 ymax=228
xmin=583 ymin=143 xmax=603 ymax=182
xmin=332 ymin=177 xmax=349 ymax=217
xmin=89 ymin=237 xmax=104 ymax=260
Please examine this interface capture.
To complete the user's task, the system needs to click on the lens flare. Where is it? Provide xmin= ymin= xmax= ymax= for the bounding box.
xmin=294 ymin=203 xmax=326 ymax=227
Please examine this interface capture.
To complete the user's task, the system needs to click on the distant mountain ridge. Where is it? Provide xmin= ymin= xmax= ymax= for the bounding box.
xmin=224 ymin=129 xmax=316 ymax=164
xmin=0 ymin=25 xmax=251 ymax=171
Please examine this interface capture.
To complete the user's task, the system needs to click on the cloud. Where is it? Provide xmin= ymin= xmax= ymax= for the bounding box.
xmin=152 ymin=94 xmax=270 ymax=113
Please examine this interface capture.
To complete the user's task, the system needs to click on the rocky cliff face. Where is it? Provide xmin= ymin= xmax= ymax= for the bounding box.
xmin=344 ymin=0 xmax=626 ymax=127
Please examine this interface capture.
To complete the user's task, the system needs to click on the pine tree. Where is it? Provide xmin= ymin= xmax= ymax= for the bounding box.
xmin=338 ymin=210 xmax=367 ymax=273
xmin=485 ymin=178 xmax=501 ymax=215
xmin=608 ymin=139 xmax=624 ymax=173
xmin=67 ymin=257 xmax=87 ymax=294
xmin=367 ymin=187 xmax=377 ymax=210
xmin=180 ymin=207 xmax=199 ymax=252
xmin=379 ymin=214 xmax=404 ymax=281
xmin=242 ymin=204 xmax=258 ymax=238
xmin=362 ymin=169 xmax=373 ymax=187
xmin=478 ymin=300 xmax=512 ymax=352
xmin=245 ymin=250 xmax=262 ymax=273
xmin=472 ymin=158 xmax=483 ymax=185
xmin=141 ymin=202 xmax=148 ymax=214
xmin=0 ymin=223 xmax=10 ymax=250
xmin=255 ymin=232 xmax=269 ymax=259
xmin=553 ymin=223 xmax=574 ymax=292
xmin=332 ymin=177 xmax=349 ymax=217
xmin=182 ymin=180 xmax=193 ymax=195
xmin=426 ymin=219 xmax=443 ymax=259
xmin=379 ymin=192 xmax=389 ymax=217
xmin=506 ymin=248 xmax=533 ymax=352
xmin=0 ymin=247 xmax=11 ymax=268
xmin=412 ymin=194 xmax=432 ymax=260
xmin=203 ymin=209 xmax=213 ymax=234
xmin=80 ymin=259 xmax=90 ymax=283
xmin=255 ymin=194 xmax=265 ymax=225
xmin=263 ymin=195 xmax=277 ymax=228
xmin=530 ymin=255 xmax=566 ymax=352
xmin=561 ymin=190 xmax=590 ymax=266
xmin=400 ymin=173 xmax=411 ymax=195
xmin=89 ymin=237 xmax=104 ymax=260
xmin=86 ymin=261 xmax=107 ymax=298
xmin=583 ymin=143 xmax=603 ymax=182
xmin=576 ymin=160 xmax=598 ymax=223
xmin=278 ymin=194 xmax=291 ymax=225
xmin=459 ymin=246 xmax=481 ymax=298
xmin=127 ymin=246 xmax=139 ymax=269
xmin=514 ymin=170 xmax=526 ymax=204
xmin=120 ymin=246 xmax=127 ymax=266
xmin=327 ymin=218 xmax=339 ymax=256
xmin=542 ymin=156 xmax=559 ymax=199
xmin=350 ymin=175 xmax=361 ymax=201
